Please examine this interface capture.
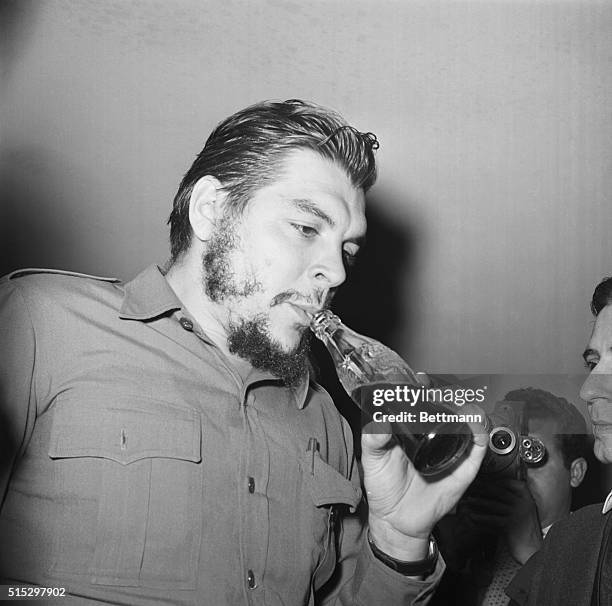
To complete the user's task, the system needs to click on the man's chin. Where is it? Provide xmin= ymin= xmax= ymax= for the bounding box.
xmin=594 ymin=438 xmax=612 ymax=464
xmin=227 ymin=318 xmax=311 ymax=387
xmin=272 ymin=327 xmax=311 ymax=353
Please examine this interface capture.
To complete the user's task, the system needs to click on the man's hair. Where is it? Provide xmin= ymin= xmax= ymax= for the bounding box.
xmin=591 ymin=276 xmax=612 ymax=316
xmin=503 ymin=387 xmax=589 ymax=469
xmin=167 ymin=99 xmax=379 ymax=262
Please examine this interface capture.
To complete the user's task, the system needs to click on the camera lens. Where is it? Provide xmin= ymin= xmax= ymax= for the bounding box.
xmin=491 ymin=431 xmax=511 ymax=450
xmin=489 ymin=427 xmax=516 ymax=455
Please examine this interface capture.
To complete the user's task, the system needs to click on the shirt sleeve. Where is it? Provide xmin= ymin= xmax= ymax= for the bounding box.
xmin=318 ymin=417 xmax=445 ymax=605
xmin=0 ymin=280 xmax=38 ymax=502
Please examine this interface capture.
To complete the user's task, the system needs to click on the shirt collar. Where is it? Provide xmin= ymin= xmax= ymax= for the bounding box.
xmin=602 ymin=490 xmax=612 ymax=514
xmin=119 ymin=265 xmax=182 ymax=320
xmin=294 ymin=372 xmax=311 ymax=409
xmin=120 ymin=265 xmax=312 ymax=409
xmin=241 ymin=366 xmax=312 ymax=410
xmin=288 ymin=371 xmax=312 ymax=410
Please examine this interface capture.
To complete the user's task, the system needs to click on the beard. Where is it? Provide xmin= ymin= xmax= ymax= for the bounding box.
xmin=202 ymin=215 xmax=261 ymax=302
xmin=227 ymin=317 xmax=311 ymax=388
xmin=202 ymin=216 xmax=311 ymax=387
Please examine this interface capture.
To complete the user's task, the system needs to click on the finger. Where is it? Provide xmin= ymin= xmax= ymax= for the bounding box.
xmin=459 ymin=428 xmax=488 ymax=475
xmin=461 ymin=403 xmax=489 ymax=448
xmin=502 ymin=479 xmax=532 ymax=494
xmin=464 ymin=512 xmax=509 ymax=528
xmin=467 ymin=481 xmax=516 ymax=501
xmin=460 ymin=496 xmax=514 ymax=517
xmin=361 ymin=429 xmax=396 ymax=455
xmin=473 ymin=480 xmax=533 ymax=503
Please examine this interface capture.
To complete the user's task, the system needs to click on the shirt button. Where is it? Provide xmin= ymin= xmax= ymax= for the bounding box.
xmin=179 ymin=317 xmax=194 ymax=331
xmin=248 ymin=477 xmax=255 ymax=493
xmin=247 ymin=569 xmax=257 ymax=589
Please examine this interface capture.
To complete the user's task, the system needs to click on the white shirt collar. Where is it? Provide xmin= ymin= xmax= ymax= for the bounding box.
xmin=602 ymin=489 xmax=612 ymax=514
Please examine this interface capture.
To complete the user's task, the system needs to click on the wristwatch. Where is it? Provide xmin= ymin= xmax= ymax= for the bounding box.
xmin=367 ymin=532 xmax=439 ymax=577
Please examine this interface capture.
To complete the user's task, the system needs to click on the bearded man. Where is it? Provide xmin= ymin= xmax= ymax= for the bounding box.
xmin=0 ymin=100 xmax=485 ymax=605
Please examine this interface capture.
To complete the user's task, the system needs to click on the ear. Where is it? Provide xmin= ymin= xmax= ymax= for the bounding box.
xmin=569 ymin=457 xmax=588 ymax=488
xmin=188 ymin=176 xmax=224 ymax=242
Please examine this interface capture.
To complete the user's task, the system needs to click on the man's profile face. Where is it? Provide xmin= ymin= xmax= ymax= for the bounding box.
xmin=581 ymin=304 xmax=612 ymax=463
xmin=525 ymin=417 xmax=575 ymax=528
xmin=202 ymin=148 xmax=366 ymax=378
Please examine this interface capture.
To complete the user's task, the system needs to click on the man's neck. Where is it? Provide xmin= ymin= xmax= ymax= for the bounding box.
xmin=539 ymin=501 xmax=572 ymax=532
xmin=165 ymin=257 xmax=233 ymax=358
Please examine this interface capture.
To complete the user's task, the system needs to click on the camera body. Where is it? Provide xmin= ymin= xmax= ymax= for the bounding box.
xmin=480 ymin=400 xmax=546 ymax=478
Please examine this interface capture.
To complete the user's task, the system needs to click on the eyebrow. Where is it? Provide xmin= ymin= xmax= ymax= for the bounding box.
xmin=290 ymin=198 xmax=336 ymax=228
xmin=288 ymin=197 xmax=367 ymax=246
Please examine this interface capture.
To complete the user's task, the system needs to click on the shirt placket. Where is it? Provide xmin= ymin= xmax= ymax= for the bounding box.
xmin=238 ymin=385 xmax=271 ymax=605
xmin=172 ymin=309 xmax=275 ymax=603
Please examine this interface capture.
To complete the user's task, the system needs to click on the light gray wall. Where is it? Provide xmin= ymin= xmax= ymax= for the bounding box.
xmin=2 ymin=0 xmax=611 ymax=389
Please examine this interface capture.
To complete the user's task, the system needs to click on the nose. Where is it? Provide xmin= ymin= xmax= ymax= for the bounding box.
xmin=580 ymin=364 xmax=612 ymax=404
xmin=311 ymin=246 xmax=347 ymax=290
xmin=580 ymin=374 xmax=597 ymax=404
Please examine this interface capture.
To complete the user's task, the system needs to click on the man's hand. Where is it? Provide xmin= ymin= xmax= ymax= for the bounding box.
xmin=362 ymin=407 xmax=488 ymax=561
xmin=458 ymin=477 xmax=543 ymax=564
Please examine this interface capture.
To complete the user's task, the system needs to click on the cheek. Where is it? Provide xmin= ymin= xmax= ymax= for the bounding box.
xmin=526 ymin=473 xmax=545 ymax=499
xmin=594 ymin=435 xmax=612 ymax=464
xmin=241 ymin=248 xmax=279 ymax=285
xmin=527 ymin=466 xmax=566 ymax=498
xmin=267 ymin=253 xmax=309 ymax=284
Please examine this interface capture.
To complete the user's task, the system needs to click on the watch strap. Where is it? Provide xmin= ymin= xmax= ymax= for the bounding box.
xmin=367 ymin=532 xmax=438 ymax=577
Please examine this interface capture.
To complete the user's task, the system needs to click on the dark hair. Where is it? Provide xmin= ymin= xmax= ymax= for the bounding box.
xmin=591 ymin=276 xmax=612 ymax=316
xmin=167 ymin=99 xmax=379 ymax=262
xmin=503 ymin=387 xmax=589 ymax=469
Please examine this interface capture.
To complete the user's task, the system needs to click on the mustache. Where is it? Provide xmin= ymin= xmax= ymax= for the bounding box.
xmin=270 ymin=289 xmax=334 ymax=309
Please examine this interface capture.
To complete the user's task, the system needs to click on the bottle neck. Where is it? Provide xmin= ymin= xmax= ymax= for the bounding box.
xmin=311 ymin=310 xmax=341 ymax=341
xmin=311 ymin=311 xmax=369 ymax=386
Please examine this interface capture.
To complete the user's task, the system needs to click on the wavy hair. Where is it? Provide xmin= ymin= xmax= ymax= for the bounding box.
xmin=168 ymin=99 xmax=379 ymax=262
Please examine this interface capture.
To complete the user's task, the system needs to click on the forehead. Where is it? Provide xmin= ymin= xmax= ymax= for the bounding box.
xmin=527 ymin=416 xmax=562 ymax=456
xmin=588 ymin=304 xmax=612 ymax=350
xmin=528 ymin=416 xmax=560 ymax=439
xmin=268 ymin=148 xmax=366 ymax=227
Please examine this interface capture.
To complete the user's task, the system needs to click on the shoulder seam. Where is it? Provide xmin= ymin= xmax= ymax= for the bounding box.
xmin=2 ymin=268 xmax=120 ymax=283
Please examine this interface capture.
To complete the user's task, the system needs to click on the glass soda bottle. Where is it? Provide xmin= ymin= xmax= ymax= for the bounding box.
xmin=310 ymin=309 xmax=473 ymax=476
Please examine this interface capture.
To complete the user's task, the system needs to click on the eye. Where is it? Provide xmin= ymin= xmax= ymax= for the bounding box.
xmin=291 ymin=223 xmax=319 ymax=238
xmin=584 ymin=357 xmax=599 ymax=371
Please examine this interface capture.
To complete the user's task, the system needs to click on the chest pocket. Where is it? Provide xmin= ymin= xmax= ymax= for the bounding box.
xmin=47 ymin=397 xmax=203 ymax=589
xmin=301 ymin=450 xmax=362 ymax=593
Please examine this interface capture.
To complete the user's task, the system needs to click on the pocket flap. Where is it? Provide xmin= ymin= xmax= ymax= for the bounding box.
xmin=48 ymin=397 xmax=202 ymax=465
xmin=302 ymin=451 xmax=362 ymax=511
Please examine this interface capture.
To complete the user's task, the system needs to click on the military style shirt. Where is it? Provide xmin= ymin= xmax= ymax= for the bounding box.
xmin=0 ymin=265 xmax=442 ymax=605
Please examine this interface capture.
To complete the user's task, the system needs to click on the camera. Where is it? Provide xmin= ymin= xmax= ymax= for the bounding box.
xmin=480 ymin=400 xmax=546 ymax=478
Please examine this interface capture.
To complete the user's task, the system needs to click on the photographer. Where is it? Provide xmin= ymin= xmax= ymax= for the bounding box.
xmin=505 ymin=277 xmax=612 ymax=605
xmin=433 ymin=388 xmax=589 ymax=606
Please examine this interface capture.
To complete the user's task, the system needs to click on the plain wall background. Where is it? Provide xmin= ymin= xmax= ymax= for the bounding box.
xmin=2 ymin=1 xmax=611 ymax=412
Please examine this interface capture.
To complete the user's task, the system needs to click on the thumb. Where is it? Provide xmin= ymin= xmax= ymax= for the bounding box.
xmin=361 ymin=420 xmax=395 ymax=456
xmin=459 ymin=402 xmax=489 ymax=449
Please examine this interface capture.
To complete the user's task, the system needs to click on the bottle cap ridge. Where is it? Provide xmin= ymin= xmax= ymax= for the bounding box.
xmin=310 ymin=309 xmax=340 ymax=340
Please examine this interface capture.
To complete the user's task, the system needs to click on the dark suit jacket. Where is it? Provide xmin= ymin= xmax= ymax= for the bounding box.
xmin=507 ymin=504 xmax=612 ymax=606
